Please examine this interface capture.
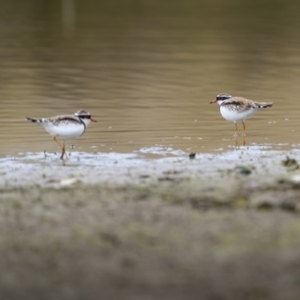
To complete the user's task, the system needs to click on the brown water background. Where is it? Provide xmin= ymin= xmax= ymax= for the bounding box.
xmin=1 ymin=0 xmax=300 ymax=156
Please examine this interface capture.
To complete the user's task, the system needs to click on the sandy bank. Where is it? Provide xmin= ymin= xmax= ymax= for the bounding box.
xmin=1 ymin=148 xmax=300 ymax=299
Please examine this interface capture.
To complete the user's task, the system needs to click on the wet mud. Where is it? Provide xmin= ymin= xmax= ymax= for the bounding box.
xmin=1 ymin=147 xmax=300 ymax=299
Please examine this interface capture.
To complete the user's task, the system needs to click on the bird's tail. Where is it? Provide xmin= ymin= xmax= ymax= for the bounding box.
xmin=26 ymin=117 xmax=38 ymax=123
xmin=254 ymin=102 xmax=273 ymax=109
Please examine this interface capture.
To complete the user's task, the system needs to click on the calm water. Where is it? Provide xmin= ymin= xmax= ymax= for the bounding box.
xmin=1 ymin=0 xmax=300 ymax=157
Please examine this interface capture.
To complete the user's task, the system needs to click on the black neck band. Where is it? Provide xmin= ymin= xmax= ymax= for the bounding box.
xmin=79 ymin=118 xmax=86 ymax=135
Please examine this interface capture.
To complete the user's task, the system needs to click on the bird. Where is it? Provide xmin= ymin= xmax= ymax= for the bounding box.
xmin=26 ymin=110 xmax=97 ymax=159
xmin=210 ymin=93 xmax=273 ymax=136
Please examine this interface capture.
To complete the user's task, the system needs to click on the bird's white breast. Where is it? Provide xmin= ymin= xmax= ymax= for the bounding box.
xmin=220 ymin=105 xmax=256 ymax=122
xmin=41 ymin=121 xmax=85 ymax=140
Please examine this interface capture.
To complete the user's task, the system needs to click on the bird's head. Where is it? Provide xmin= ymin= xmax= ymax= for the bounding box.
xmin=210 ymin=93 xmax=232 ymax=106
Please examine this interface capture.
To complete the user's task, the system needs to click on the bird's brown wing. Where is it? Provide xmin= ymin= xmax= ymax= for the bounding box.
xmin=221 ymin=97 xmax=255 ymax=112
xmin=48 ymin=115 xmax=81 ymax=126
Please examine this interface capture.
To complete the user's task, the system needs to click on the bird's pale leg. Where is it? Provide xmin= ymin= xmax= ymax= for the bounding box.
xmin=234 ymin=122 xmax=238 ymax=136
xmin=61 ymin=140 xmax=68 ymax=160
xmin=60 ymin=141 xmax=66 ymax=160
xmin=243 ymin=136 xmax=246 ymax=146
xmin=242 ymin=121 xmax=246 ymax=136
xmin=53 ymin=136 xmax=66 ymax=160
xmin=53 ymin=135 xmax=64 ymax=148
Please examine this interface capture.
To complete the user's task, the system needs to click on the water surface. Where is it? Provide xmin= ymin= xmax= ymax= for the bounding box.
xmin=1 ymin=0 xmax=300 ymax=157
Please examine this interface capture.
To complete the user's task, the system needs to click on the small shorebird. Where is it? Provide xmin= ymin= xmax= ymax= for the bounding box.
xmin=26 ymin=110 xmax=97 ymax=159
xmin=210 ymin=93 xmax=273 ymax=135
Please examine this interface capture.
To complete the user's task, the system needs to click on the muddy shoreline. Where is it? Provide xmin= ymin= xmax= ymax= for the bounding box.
xmin=1 ymin=148 xmax=300 ymax=299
